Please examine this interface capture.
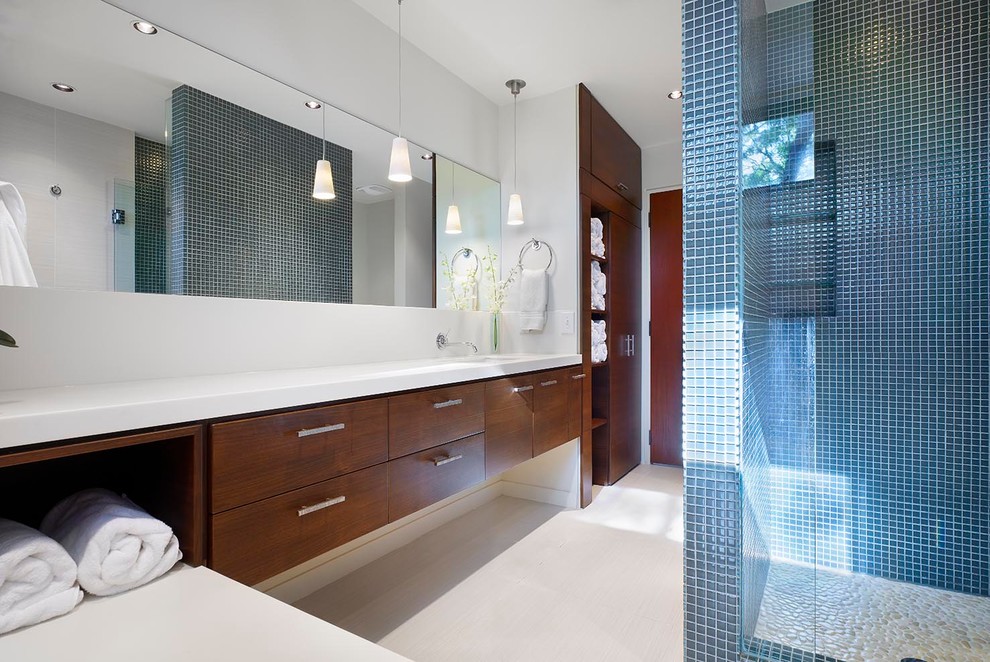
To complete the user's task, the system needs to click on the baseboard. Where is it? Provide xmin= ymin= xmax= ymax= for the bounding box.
xmin=501 ymin=479 xmax=579 ymax=509
xmin=260 ymin=477 xmax=503 ymax=604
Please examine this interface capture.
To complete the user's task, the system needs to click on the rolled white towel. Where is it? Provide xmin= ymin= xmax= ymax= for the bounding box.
xmin=590 ymin=217 xmax=605 ymax=258
xmin=41 ymin=489 xmax=181 ymax=597
xmin=0 ymin=518 xmax=82 ymax=634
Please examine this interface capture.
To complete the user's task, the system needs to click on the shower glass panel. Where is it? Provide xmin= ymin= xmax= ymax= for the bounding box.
xmin=739 ymin=0 xmax=990 ymax=660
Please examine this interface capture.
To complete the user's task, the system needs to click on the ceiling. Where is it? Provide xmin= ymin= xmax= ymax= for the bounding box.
xmin=0 ymin=0 xmax=433 ymax=201
xmin=350 ymin=0 xmax=683 ymax=150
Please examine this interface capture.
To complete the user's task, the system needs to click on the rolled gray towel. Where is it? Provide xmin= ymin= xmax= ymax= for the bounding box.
xmin=41 ymin=489 xmax=181 ymax=597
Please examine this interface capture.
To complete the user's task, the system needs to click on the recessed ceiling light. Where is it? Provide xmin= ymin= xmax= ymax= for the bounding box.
xmin=51 ymin=83 xmax=75 ymax=93
xmin=667 ymin=89 xmax=683 ymax=100
xmin=132 ymin=20 xmax=158 ymax=35
xmin=421 ymin=153 xmax=434 ymax=161
xmin=304 ymin=101 xmax=322 ymax=109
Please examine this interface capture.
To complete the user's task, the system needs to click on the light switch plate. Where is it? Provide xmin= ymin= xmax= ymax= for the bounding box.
xmin=559 ymin=311 xmax=575 ymax=334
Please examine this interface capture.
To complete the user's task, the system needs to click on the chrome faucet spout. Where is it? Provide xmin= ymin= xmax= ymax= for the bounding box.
xmin=436 ymin=332 xmax=479 ymax=353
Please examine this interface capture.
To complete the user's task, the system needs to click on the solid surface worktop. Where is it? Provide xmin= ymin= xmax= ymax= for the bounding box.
xmin=0 ymin=353 xmax=581 ymax=449
xmin=0 ymin=564 xmax=411 ymax=661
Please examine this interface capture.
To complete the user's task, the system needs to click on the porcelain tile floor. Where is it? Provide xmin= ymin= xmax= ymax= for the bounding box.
xmin=295 ymin=465 xmax=684 ymax=662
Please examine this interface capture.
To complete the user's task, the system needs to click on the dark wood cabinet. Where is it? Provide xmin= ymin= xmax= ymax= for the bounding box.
xmin=533 ymin=369 xmax=571 ymax=456
xmin=211 ymin=464 xmax=387 ymax=585
xmin=580 ymin=84 xmax=643 ymax=210
xmin=211 ymin=399 xmax=388 ymax=513
xmin=387 ymin=433 xmax=486 ymax=522
xmin=388 ymin=383 xmax=485 ymax=459
xmin=484 ymin=375 xmax=535 ymax=478
xmin=579 ymin=83 xmax=644 ymax=489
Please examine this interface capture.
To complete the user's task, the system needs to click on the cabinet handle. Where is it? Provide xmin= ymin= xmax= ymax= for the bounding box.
xmin=433 ymin=454 xmax=463 ymax=467
xmin=540 ymin=379 xmax=558 ymax=387
xmin=297 ymin=495 xmax=346 ymax=517
xmin=617 ymin=182 xmax=630 ymax=192
xmin=433 ymin=398 xmax=463 ymax=409
xmin=571 ymin=373 xmax=587 ymax=380
xmin=511 ymin=385 xmax=534 ymax=393
xmin=297 ymin=423 xmax=345 ymax=438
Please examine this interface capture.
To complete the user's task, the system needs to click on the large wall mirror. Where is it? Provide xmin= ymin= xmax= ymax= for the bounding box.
xmin=0 ymin=0 xmax=500 ymax=308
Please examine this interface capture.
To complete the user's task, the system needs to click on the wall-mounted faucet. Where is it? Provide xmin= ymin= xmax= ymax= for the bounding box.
xmin=436 ymin=331 xmax=478 ymax=354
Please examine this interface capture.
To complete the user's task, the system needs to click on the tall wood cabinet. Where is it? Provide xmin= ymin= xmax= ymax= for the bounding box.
xmin=579 ymin=84 xmax=643 ymax=490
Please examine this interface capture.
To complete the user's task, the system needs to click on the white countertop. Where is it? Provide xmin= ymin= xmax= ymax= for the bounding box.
xmin=0 ymin=353 xmax=581 ymax=449
xmin=0 ymin=564 xmax=411 ymax=661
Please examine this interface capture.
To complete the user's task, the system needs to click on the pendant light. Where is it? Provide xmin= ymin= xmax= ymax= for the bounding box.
xmin=388 ymin=0 xmax=413 ymax=183
xmin=445 ymin=159 xmax=462 ymax=234
xmin=506 ymin=79 xmax=526 ymax=225
xmin=312 ymin=102 xmax=336 ymax=200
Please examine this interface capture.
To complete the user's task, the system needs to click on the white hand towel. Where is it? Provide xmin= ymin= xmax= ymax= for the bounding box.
xmin=0 ymin=518 xmax=83 ymax=634
xmin=0 ymin=182 xmax=38 ymax=287
xmin=519 ymin=268 xmax=549 ymax=333
xmin=41 ymin=489 xmax=181 ymax=597
xmin=591 ymin=262 xmax=607 ymax=310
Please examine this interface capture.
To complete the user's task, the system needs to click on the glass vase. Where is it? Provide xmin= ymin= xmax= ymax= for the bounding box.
xmin=490 ymin=311 xmax=500 ymax=354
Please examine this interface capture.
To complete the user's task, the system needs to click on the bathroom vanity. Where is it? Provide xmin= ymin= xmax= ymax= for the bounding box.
xmin=0 ymin=354 xmax=582 ymax=586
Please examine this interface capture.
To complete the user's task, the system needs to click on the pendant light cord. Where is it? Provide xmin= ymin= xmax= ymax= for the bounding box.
xmin=513 ymin=92 xmax=518 ymax=191
xmin=321 ymin=103 xmax=326 ymax=160
xmin=397 ymin=0 xmax=403 ymax=138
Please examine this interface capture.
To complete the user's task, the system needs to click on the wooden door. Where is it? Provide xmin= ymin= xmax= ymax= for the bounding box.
xmin=649 ymin=190 xmax=683 ymax=466
xmin=607 ymin=214 xmax=642 ymax=483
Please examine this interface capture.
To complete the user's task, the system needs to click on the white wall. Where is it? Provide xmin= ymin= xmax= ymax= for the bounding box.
xmin=640 ymin=139 xmax=683 ymax=464
xmin=0 ymin=91 xmax=134 ymax=291
xmin=352 ymin=200 xmax=396 ymax=307
xmin=111 ymin=0 xmax=500 ymax=179
xmin=0 ymin=286 xmax=494 ymax=390
xmin=497 ymin=86 xmax=580 ymax=356
xmin=394 ymin=178 xmax=434 ymax=308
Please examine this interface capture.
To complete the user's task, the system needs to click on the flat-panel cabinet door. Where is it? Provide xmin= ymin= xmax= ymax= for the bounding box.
xmin=484 ymin=375 xmax=534 ymax=478
xmin=567 ymin=368 xmax=585 ymax=443
xmin=534 ymin=369 xmax=570 ymax=456
xmin=608 ymin=215 xmax=642 ymax=483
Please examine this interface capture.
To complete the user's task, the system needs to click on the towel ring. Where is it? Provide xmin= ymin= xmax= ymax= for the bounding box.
xmin=450 ymin=247 xmax=481 ymax=275
xmin=517 ymin=238 xmax=554 ymax=272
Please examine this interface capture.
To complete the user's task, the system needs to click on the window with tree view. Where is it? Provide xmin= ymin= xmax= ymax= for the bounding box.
xmin=742 ymin=112 xmax=815 ymax=188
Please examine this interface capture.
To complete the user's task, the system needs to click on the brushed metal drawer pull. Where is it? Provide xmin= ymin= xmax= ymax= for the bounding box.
xmin=297 ymin=495 xmax=346 ymax=517
xmin=297 ymin=423 xmax=345 ymax=438
xmin=433 ymin=398 xmax=463 ymax=409
xmin=571 ymin=373 xmax=587 ymax=380
xmin=511 ymin=385 xmax=534 ymax=393
xmin=617 ymin=182 xmax=629 ymax=191
xmin=433 ymin=454 xmax=463 ymax=467
xmin=540 ymin=379 xmax=559 ymax=387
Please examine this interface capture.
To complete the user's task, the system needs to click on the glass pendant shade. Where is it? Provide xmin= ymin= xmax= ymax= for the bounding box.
xmin=388 ymin=137 xmax=412 ymax=183
xmin=445 ymin=205 xmax=462 ymax=234
xmin=312 ymin=159 xmax=336 ymax=200
xmin=507 ymin=193 xmax=524 ymax=225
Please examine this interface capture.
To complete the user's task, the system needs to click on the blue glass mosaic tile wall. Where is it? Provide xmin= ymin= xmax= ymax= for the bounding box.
xmin=810 ymin=0 xmax=990 ymax=595
xmin=135 ymin=136 xmax=167 ymax=294
xmin=169 ymin=85 xmax=353 ymax=302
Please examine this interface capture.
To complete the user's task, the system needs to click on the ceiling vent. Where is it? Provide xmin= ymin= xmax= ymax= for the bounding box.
xmin=356 ymin=184 xmax=393 ymax=197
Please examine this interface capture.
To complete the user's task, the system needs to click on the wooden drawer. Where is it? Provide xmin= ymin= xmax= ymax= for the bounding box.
xmin=211 ymin=399 xmax=388 ymax=513
xmin=590 ymin=94 xmax=642 ymax=209
xmin=387 ymin=433 xmax=486 ymax=522
xmin=388 ymin=382 xmax=485 ymax=459
xmin=484 ymin=375 xmax=534 ymax=478
xmin=567 ymin=368 xmax=586 ymax=442
xmin=211 ymin=464 xmax=387 ymax=585
xmin=534 ymin=369 xmax=571 ymax=456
